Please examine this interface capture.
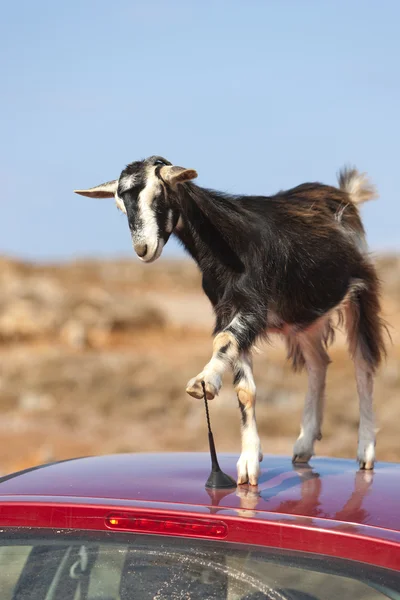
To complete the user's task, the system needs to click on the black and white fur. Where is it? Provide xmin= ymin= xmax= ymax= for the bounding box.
xmin=75 ymin=155 xmax=386 ymax=485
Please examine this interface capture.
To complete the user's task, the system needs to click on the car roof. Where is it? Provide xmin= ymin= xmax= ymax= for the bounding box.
xmin=0 ymin=453 xmax=399 ymax=533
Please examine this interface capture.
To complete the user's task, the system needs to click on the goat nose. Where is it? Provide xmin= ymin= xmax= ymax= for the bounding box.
xmin=134 ymin=243 xmax=148 ymax=258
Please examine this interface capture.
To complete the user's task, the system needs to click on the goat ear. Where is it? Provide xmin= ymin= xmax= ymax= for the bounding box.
xmin=160 ymin=165 xmax=198 ymax=187
xmin=74 ymin=179 xmax=118 ymax=198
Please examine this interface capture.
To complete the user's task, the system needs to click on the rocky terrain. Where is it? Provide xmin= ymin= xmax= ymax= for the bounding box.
xmin=0 ymin=254 xmax=399 ymax=475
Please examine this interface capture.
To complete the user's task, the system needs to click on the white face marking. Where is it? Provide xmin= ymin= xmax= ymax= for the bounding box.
xmin=134 ymin=166 xmax=163 ymax=262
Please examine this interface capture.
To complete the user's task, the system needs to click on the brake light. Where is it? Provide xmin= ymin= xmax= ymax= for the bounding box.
xmin=105 ymin=512 xmax=227 ymax=539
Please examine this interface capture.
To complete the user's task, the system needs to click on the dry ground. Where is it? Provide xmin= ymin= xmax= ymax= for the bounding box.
xmin=0 ymin=254 xmax=399 ymax=475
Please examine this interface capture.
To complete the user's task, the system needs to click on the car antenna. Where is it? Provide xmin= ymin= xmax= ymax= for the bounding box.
xmin=202 ymin=381 xmax=237 ymax=490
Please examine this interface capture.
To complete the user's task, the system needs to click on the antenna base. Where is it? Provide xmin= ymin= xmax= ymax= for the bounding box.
xmin=205 ymin=468 xmax=237 ymax=490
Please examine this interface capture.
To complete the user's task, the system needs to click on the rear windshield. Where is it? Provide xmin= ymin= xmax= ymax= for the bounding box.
xmin=0 ymin=530 xmax=399 ymax=600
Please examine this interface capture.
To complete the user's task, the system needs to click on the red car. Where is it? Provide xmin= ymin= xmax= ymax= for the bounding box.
xmin=0 ymin=453 xmax=399 ymax=599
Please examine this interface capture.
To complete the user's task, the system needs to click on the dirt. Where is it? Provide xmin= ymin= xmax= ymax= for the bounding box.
xmin=0 ymin=254 xmax=399 ymax=475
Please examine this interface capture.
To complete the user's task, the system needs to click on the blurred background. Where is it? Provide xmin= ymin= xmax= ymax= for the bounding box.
xmin=1 ymin=0 xmax=399 ymax=474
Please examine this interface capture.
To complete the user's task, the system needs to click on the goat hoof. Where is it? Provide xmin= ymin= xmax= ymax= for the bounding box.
xmin=357 ymin=440 xmax=375 ymax=471
xmin=237 ymin=450 xmax=261 ymax=486
xmin=359 ymin=459 xmax=374 ymax=471
xmin=186 ymin=377 xmax=219 ymax=400
xmin=237 ymin=475 xmax=259 ymax=487
xmin=292 ymin=453 xmax=312 ymax=465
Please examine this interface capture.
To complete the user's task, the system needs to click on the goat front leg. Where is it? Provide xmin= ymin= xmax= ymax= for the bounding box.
xmin=234 ymin=352 xmax=263 ymax=486
xmin=186 ymin=312 xmax=261 ymax=400
xmin=186 ymin=313 xmax=264 ymax=484
xmin=186 ymin=329 xmax=239 ymax=400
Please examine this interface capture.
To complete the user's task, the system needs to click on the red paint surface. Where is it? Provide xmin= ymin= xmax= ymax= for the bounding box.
xmin=0 ymin=453 xmax=399 ymax=569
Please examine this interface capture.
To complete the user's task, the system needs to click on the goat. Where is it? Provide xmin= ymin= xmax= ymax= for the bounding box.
xmin=75 ymin=156 xmax=386 ymax=485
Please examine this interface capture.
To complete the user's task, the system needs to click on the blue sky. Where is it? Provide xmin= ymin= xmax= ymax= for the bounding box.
xmin=1 ymin=0 xmax=399 ymax=261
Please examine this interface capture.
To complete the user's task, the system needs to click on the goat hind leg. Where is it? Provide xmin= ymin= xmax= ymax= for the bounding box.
xmin=292 ymin=332 xmax=329 ymax=464
xmin=345 ymin=282 xmax=385 ymax=470
xmin=234 ymin=352 xmax=263 ymax=486
xmin=354 ymin=352 xmax=375 ymax=469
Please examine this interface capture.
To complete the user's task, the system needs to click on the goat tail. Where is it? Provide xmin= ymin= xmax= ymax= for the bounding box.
xmin=338 ymin=166 xmax=378 ymax=205
xmin=346 ymin=266 xmax=388 ymax=372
